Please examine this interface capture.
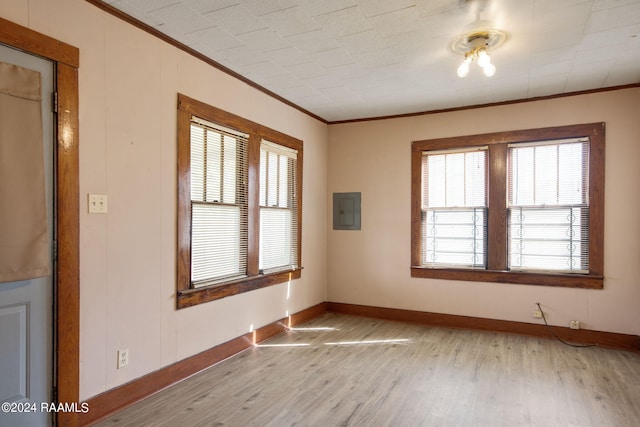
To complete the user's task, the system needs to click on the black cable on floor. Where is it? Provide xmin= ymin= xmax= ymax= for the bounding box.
xmin=536 ymin=302 xmax=596 ymax=348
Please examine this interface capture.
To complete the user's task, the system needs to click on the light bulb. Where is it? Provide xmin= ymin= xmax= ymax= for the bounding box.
xmin=457 ymin=56 xmax=471 ymax=78
xmin=483 ymin=63 xmax=496 ymax=77
xmin=457 ymin=62 xmax=469 ymax=78
xmin=477 ymin=49 xmax=491 ymax=67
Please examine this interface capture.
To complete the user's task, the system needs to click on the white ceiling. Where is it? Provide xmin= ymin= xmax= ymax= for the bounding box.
xmin=101 ymin=0 xmax=640 ymax=122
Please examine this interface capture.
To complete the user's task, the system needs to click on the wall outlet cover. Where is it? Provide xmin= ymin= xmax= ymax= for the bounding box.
xmin=117 ymin=349 xmax=129 ymax=369
xmin=570 ymin=320 xmax=580 ymax=330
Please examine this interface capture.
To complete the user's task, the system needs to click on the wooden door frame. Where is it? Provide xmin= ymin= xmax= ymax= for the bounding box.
xmin=0 ymin=17 xmax=80 ymax=427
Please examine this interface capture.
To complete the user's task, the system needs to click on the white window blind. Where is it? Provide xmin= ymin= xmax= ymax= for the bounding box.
xmin=421 ymin=148 xmax=487 ymax=268
xmin=259 ymin=140 xmax=298 ymax=273
xmin=190 ymin=122 xmax=248 ymax=287
xmin=508 ymin=138 xmax=589 ymax=272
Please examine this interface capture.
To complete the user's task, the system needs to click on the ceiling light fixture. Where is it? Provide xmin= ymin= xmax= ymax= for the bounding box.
xmin=452 ymin=29 xmax=507 ymax=78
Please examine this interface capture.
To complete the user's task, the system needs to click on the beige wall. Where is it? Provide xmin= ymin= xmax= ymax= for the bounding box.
xmin=0 ymin=0 xmax=327 ymax=401
xmin=328 ymin=88 xmax=640 ymax=337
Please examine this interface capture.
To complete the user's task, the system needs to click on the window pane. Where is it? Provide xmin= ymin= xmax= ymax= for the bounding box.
xmin=260 ymin=140 xmax=298 ymax=272
xmin=191 ymin=204 xmax=244 ymax=284
xmin=422 ymin=149 xmax=486 ymax=268
xmin=510 ymin=147 xmax=534 ymax=206
xmin=534 ymin=145 xmax=558 ymax=205
xmin=508 ymin=139 xmax=589 ymax=272
xmin=558 ymin=143 xmax=585 ymax=204
xmin=445 ymin=153 xmax=465 ymax=206
xmin=189 ymin=122 xmax=248 ymax=285
xmin=465 ymin=151 xmax=486 ymax=207
xmin=423 ymin=208 xmax=486 ymax=267
xmin=425 ymin=155 xmax=445 ymax=207
xmin=509 ymin=206 xmax=588 ymax=272
xmin=260 ymin=208 xmax=292 ymax=271
xmin=191 ymin=125 xmax=245 ymax=205
xmin=267 ymin=151 xmax=278 ymax=207
xmin=222 ymin=135 xmax=237 ymax=204
xmin=425 ymin=150 xmax=485 ymax=208
xmin=190 ymin=125 xmax=205 ymax=201
xmin=206 ymin=131 xmax=221 ymax=203
xmin=509 ymin=141 xmax=587 ymax=207
xmin=278 ymin=154 xmax=288 ymax=208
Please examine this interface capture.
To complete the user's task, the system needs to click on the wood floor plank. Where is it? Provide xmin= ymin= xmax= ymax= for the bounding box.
xmin=94 ymin=313 xmax=640 ymax=426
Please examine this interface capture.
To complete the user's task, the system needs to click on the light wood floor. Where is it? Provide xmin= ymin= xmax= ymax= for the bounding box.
xmin=95 ymin=313 xmax=640 ymax=427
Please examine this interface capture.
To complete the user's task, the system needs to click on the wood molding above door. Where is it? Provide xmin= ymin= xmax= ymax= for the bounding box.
xmin=0 ymin=16 xmax=80 ymax=427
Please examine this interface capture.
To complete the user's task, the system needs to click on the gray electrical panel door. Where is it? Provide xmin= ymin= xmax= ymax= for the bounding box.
xmin=333 ymin=192 xmax=361 ymax=230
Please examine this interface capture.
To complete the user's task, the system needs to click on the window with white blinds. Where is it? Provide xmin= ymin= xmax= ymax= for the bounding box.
xmin=177 ymin=94 xmax=304 ymax=307
xmin=259 ymin=140 xmax=298 ymax=273
xmin=421 ymin=148 xmax=487 ymax=268
xmin=508 ymin=138 xmax=589 ymax=272
xmin=411 ymin=122 xmax=604 ymax=289
xmin=190 ymin=120 xmax=248 ymax=287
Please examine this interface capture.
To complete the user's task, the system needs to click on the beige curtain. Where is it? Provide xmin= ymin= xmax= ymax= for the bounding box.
xmin=0 ymin=61 xmax=50 ymax=283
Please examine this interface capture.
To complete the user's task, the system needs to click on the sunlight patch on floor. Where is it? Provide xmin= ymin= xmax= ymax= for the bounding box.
xmin=287 ymin=326 xmax=339 ymax=332
xmin=255 ymin=343 xmax=311 ymax=348
xmin=324 ymin=338 xmax=411 ymax=346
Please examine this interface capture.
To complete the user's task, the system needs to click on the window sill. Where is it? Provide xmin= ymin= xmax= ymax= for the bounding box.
xmin=410 ymin=267 xmax=603 ymax=289
xmin=177 ymin=267 xmax=302 ymax=309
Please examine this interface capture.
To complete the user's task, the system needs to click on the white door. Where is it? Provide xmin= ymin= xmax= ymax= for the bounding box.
xmin=0 ymin=44 xmax=55 ymax=427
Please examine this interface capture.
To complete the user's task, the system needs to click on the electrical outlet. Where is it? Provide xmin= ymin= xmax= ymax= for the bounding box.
xmin=117 ymin=349 xmax=129 ymax=369
xmin=570 ymin=320 xmax=580 ymax=330
xmin=533 ymin=309 xmax=543 ymax=319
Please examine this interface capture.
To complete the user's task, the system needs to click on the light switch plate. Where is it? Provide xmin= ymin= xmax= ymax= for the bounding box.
xmin=88 ymin=194 xmax=108 ymax=214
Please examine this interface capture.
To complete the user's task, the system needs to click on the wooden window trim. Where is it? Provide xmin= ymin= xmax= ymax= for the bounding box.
xmin=177 ymin=94 xmax=303 ymax=308
xmin=411 ymin=122 xmax=605 ymax=289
